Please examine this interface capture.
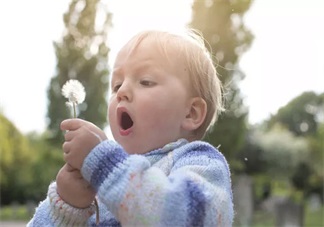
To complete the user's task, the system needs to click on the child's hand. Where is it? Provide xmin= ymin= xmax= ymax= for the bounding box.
xmin=61 ymin=118 xmax=107 ymax=170
xmin=56 ymin=163 xmax=96 ymax=208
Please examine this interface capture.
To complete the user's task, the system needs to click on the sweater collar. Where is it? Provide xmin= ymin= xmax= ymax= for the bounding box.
xmin=144 ymin=138 xmax=188 ymax=157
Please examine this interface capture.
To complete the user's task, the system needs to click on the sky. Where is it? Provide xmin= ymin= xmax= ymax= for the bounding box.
xmin=0 ymin=0 xmax=323 ymax=134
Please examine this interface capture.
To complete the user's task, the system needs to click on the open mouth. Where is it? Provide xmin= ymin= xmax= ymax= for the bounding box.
xmin=121 ymin=112 xmax=133 ymax=130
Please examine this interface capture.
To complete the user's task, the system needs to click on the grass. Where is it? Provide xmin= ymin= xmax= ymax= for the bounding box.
xmin=250 ymin=209 xmax=275 ymax=227
xmin=250 ymin=206 xmax=324 ymax=227
xmin=0 ymin=205 xmax=31 ymax=221
xmin=304 ymin=205 xmax=324 ymax=227
xmin=232 ymin=204 xmax=323 ymax=227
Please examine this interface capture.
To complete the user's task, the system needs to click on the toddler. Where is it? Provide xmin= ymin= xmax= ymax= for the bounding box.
xmin=28 ymin=28 xmax=234 ymax=226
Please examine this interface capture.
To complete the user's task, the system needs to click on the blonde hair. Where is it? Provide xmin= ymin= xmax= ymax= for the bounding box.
xmin=123 ymin=28 xmax=224 ymax=139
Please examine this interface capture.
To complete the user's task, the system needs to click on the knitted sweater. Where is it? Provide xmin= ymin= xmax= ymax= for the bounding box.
xmin=28 ymin=139 xmax=234 ymax=226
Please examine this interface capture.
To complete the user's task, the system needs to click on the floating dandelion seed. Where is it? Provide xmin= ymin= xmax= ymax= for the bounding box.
xmin=61 ymin=79 xmax=86 ymax=118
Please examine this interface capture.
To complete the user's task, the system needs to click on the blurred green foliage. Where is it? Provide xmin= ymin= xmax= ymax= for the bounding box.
xmin=0 ymin=114 xmax=34 ymax=204
xmin=0 ymin=1 xmax=323 ymax=225
xmin=268 ymin=91 xmax=324 ymax=136
xmin=47 ymin=0 xmax=112 ymax=145
xmin=190 ymin=0 xmax=254 ymax=171
xmin=25 ymin=132 xmax=64 ymax=202
xmin=0 ymin=113 xmax=64 ymax=205
xmin=0 ymin=205 xmax=30 ymax=221
xmin=239 ymin=91 xmax=324 ymax=205
xmin=266 ymin=92 xmax=324 ymax=201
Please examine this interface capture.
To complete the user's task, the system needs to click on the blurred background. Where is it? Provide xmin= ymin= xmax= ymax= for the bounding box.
xmin=0 ymin=0 xmax=323 ymax=226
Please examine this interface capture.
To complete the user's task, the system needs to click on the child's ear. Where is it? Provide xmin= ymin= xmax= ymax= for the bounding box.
xmin=182 ymin=97 xmax=207 ymax=131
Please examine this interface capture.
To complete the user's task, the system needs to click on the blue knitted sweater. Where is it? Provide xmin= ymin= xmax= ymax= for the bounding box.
xmin=28 ymin=139 xmax=233 ymax=226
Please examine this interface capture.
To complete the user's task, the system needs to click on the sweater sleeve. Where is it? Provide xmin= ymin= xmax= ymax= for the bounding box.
xmin=81 ymin=140 xmax=234 ymax=227
xmin=27 ymin=182 xmax=97 ymax=227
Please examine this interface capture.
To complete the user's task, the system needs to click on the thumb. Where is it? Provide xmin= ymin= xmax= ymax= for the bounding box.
xmin=60 ymin=118 xmax=85 ymax=131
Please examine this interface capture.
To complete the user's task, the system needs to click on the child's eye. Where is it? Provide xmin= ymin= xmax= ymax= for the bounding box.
xmin=140 ymin=80 xmax=155 ymax=87
xmin=112 ymin=84 xmax=121 ymax=92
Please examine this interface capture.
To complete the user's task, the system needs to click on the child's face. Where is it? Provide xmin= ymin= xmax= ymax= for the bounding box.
xmin=108 ymin=38 xmax=193 ymax=154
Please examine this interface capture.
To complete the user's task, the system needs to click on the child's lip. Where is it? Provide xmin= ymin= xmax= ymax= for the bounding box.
xmin=119 ymin=127 xmax=132 ymax=136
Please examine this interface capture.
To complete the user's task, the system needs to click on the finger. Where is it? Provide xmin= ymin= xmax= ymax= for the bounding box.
xmin=63 ymin=152 xmax=79 ymax=170
xmin=63 ymin=151 xmax=70 ymax=165
xmin=66 ymin=165 xmax=83 ymax=179
xmin=66 ymin=164 xmax=82 ymax=178
xmin=64 ymin=130 xmax=76 ymax=142
xmin=62 ymin=141 xmax=71 ymax=154
xmin=60 ymin=118 xmax=86 ymax=131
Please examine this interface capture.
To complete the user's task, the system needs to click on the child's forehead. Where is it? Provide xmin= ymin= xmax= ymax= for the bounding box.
xmin=121 ymin=34 xmax=190 ymax=66
xmin=114 ymin=35 xmax=183 ymax=69
xmin=112 ymin=34 xmax=191 ymax=85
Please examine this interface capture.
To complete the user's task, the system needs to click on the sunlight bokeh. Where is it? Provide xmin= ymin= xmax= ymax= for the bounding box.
xmin=0 ymin=0 xmax=323 ymax=133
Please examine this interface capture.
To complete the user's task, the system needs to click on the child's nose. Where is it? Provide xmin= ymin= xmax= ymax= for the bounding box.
xmin=117 ymin=83 xmax=132 ymax=102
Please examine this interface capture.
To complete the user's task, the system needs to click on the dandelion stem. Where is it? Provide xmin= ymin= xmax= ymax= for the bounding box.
xmin=72 ymin=102 xmax=77 ymax=118
xmin=95 ymin=197 xmax=100 ymax=225
xmin=62 ymin=79 xmax=99 ymax=224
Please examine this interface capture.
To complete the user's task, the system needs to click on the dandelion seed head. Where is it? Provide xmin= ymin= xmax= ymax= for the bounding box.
xmin=61 ymin=79 xmax=86 ymax=104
